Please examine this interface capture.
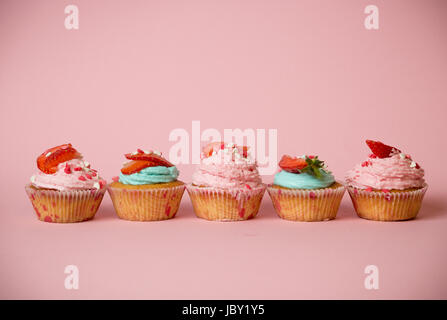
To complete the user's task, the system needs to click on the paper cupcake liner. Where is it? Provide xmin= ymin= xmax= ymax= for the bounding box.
xmin=267 ymin=182 xmax=346 ymax=221
xmin=186 ymin=184 xmax=266 ymax=221
xmin=347 ymin=184 xmax=428 ymax=221
xmin=107 ymin=184 xmax=186 ymax=221
xmin=25 ymin=184 xmax=106 ymax=223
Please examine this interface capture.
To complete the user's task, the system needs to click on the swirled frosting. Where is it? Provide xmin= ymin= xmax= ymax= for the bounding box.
xmin=274 ymin=170 xmax=335 ymax=189
xmin=31 ymin=159 xmax=106 ymax=191
xmin=192 ymin=144 xmax=262 ymax=189
xmin=119 ymin=166 xmax=179 ymax=185
xmin=346 ymin=153 xmax=425 ymax=190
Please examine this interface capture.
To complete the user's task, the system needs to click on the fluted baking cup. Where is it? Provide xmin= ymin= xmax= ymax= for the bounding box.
xmin=25 ymin=184 xmax=106 ymax=223
xmin=186 ymin=184 xmax=266 ymax=221
xmin=107 ymin=184 xmax=185 ymax=221
xmin=347 ymin=184 xmax=428 ymax=221
xmin=267 ymin=183 xmax=346 ymax=221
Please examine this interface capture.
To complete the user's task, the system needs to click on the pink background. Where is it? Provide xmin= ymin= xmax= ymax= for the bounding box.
xmin=1 ymin=0 xmax=447 ymax=299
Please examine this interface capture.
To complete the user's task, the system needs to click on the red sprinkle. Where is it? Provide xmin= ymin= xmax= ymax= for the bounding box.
xmin=74 ymin=167 xmax=82 ymax=171
xmin=137 ymin=148 xmax=144 ymax=153
xmin=220 ymin=142 xmax=225 ymax=149
xmin=365 ymin=187 xmax=373 ymax=192
xmin=361 ymin=161 xmax=370 ymax=167
xmin=309 ymin=192 xmax=316 ymax=199
xmin=64 ymin=164 xmax=71 ymax=174
xmin=369 ymin=153 xmax=377 ymax=159
xmin=308 ymin=155 xmax=315 ymax=159
xmin=78 ymin=176 xmax=86 ymax=181
xmin=99 ymin=180 xmax=106 ymax=188
xmin=245 ymin=184 xmax=252 ymax=190
xmin=112 ymin=176 xmax=119 ymax=182
xmin=415 ymin=163 xmax=420 ymax=169
xmin=382 ymin=189 xmax=390 ymax=193
xmin=85 ymin=173 xmax=92 ymax=179
xmin=91 ymin=172 xmax=97 ymax=177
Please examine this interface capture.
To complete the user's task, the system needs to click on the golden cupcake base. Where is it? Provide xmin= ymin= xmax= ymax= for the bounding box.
xmin=347 ymin=185 xmax=428 ymax=221
xmin=107 ymin=181 xmax=185 ymax=221
xmin=186 ymin=184 xmax=266 ymax=221
xmin=267 ymin=182 xmax=346 ymax=222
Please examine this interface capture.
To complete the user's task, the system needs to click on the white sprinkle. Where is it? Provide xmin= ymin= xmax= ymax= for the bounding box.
xmin=46 ymin=152 xmax=52 ymax=157
xmin=131 ymin=151 xmax=139 ymax=155
xmin=153 ymin=150 xmax=162 ymax=156
xmin=30 ymin=175 xmax=36 ymax=184
xmin=83 ymin=161 xmax=90 ymax=168
xmin=410 ymin=161 xmax=416 ymax=168
xmin=143 ymin=150 xmax=150 ymax=154
xmin=93 ymin=182 xmax=100 ymax=190
xmin=399 ymin=153 xmax=405 ymax=159
xmin=227 ymin=143 xmax=234 ymax=148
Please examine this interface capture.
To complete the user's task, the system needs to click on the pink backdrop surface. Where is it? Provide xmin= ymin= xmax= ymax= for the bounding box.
xmin=1 ymin=0 xmax=446 ymax=299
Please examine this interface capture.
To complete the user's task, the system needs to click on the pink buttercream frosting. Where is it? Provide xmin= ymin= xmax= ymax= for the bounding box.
xmin=345 ymin=153 xmax=425 ymax=190
xmin=31 ymin=159 xmax=106 ymax=191
xmin=192 ymin=144 xmax=262 ymax=189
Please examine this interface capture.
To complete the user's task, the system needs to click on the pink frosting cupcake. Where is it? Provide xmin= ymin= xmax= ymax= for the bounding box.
xmin=25 ymin=144 xmax=107 ymax=223
xmin=187 ymin=142 xmax=266 ymax=221
xmin=346 ymin=140 xmax=427 ymax=221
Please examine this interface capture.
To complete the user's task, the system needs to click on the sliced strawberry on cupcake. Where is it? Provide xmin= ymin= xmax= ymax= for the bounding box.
xmin=37 ymin=143 xmax=82 ymax=174
xmin=365 ymin=140 xmax=401 ymax=158
xmin=279 ymin=155 xmax=327 ymax=178
xmin=278 ymin=155 xmax=308 ymax=173
xmin=202 ymin=142 xmax=225 ymax=157
xmin=125 ymin=150 xmax=174 ymax=167
xmin=121 ymin=160 xmax=159 ymax=175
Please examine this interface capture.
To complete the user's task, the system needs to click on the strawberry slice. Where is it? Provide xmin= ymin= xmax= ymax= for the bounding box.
xmin=121 ymin=160 xmax=159 ymax=175
xmin=124 ymin=152 xmax=174 ymax=167
xmin=236 ymin=146 xmax=249 ymax=158
xmin=278 ymin=155 xmax=308 ymax=173
xmin=203 ymin=142 xmax=225 ymax=157
xmin=37 ymin=143 xmax=82 ymax=174
xmin=365 ymin=140 xmax=401 ymax=158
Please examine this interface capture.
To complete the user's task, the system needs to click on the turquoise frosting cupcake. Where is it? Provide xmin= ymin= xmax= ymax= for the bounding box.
xmin=273 ymin=155 xmax=335 ymax=189
xmin=274 ymin=169 xmax=334 ymax=189
xmin=267 ymin=154 xmax=345 ymax=222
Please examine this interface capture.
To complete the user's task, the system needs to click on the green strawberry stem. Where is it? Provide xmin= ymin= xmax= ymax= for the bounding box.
xmin=301 ymin=156 xmax=327 ymax=179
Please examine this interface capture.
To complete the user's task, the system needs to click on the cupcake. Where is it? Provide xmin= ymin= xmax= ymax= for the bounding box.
xmin=346 ymin=140 xmax=427 ymax=221
xmin=25 ymin=144 xmax=107 ymax=223
xmin=107 ymin=149 xmax=185 ymax=221
xmin=267 ymin=155 xmax=345 ymax=221
xmin=187 ymin=142 xmax=266 ymax=221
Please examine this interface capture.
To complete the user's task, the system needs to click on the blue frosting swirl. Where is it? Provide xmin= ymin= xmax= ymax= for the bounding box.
xmin=119 ymin=166 xmax=179 ymax=185
xmin=274 ymin=170 xmax=335 ymax=189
